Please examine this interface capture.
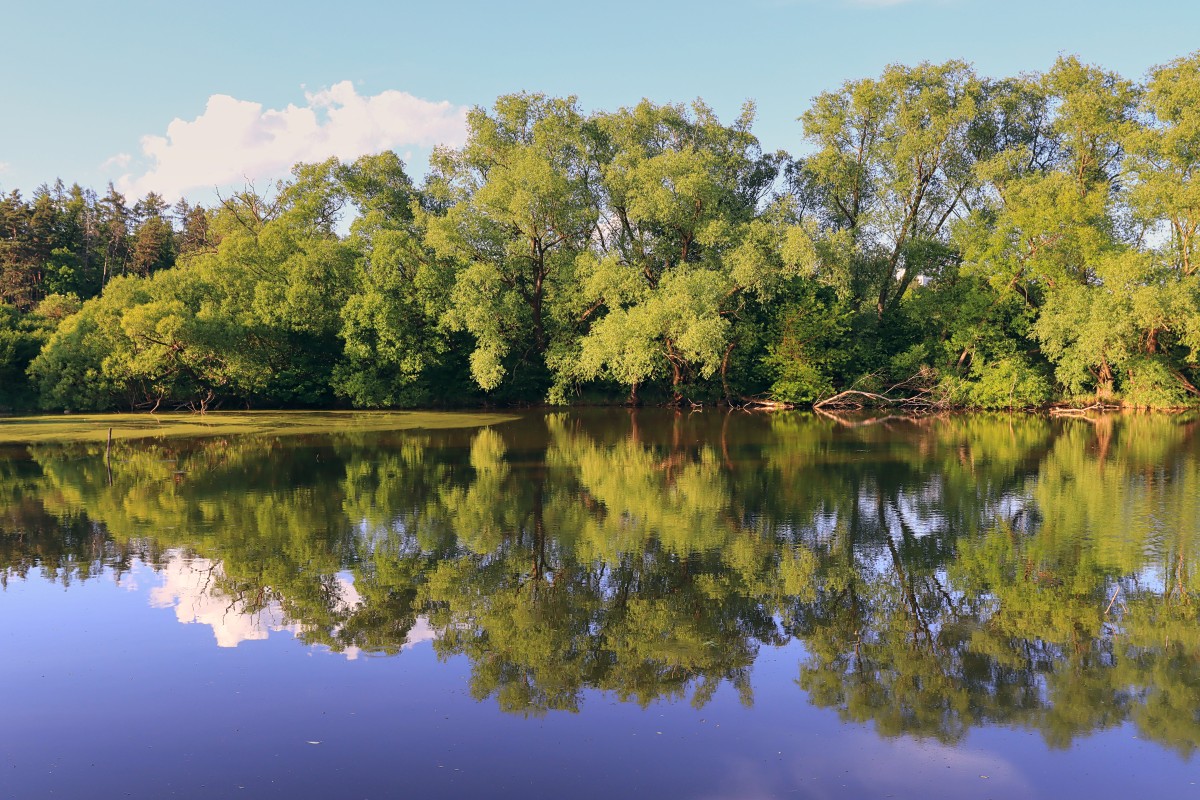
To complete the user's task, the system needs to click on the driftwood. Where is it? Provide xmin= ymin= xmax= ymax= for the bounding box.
xmin=813 ymin=389 xmax=893 ymax=409
xmin=737 ymin=371 xmax=948 ymax=413
xmin=737 ymin=396 xmax=795 ymax=411
xmin=1048 ymin=402 xmax=1121 ymax=417
xmin=813 ymin=369 xmax=949 ymax=412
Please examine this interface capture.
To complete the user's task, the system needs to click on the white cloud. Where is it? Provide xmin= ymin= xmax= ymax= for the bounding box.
xmin=101 ymin=153 xmax=132 ymax=170
xmin=114 ymin=81 xmax=468 ymax=200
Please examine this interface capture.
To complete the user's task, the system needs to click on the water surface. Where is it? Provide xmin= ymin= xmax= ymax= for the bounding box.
xmin=2 ymin=410 xmax=1199 ymax=798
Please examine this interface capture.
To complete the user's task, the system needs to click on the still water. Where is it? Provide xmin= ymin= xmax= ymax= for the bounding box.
xmin=2 ymin=410 xmax=1199 ymax=798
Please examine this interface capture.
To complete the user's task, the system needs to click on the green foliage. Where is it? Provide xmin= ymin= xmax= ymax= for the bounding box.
xmin=800 ymin=60 xmax=983 ymax=317
xmin=333 ymin=154 xmax=460 ymax=406
xmin=3 ymin=56 xmax=1200 ymax=409
xmin=424 ymin=93 xmax=598 ymax=398
xmin=563 ymin=100 xmax=797 ymax=402
xmin=0 ymin=303 xmax=52 ymax=409
xmin=1122 ymin=357 xmax=1192 ymax=409
xmin=28 ymin=278 xmax=142 ymax=410
xmin=763 ymin=284 xmax=848 ymax=402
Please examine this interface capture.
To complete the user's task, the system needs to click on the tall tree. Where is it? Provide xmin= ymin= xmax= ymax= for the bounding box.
xmin=570 ymin=100 xmax=796 ymax=403
xmin=801 ymin=60 xmax=983 ymax=320
xmin=423 ymin=93 xmax=600 ymax=398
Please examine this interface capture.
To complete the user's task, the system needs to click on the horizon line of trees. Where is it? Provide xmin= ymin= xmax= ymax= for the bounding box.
xmin=3 ymin=52 xmax=1200 ymax=412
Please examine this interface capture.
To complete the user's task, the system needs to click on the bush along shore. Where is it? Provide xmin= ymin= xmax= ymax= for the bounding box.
xmin=3 ymin=55 xmax=1200 ymax=413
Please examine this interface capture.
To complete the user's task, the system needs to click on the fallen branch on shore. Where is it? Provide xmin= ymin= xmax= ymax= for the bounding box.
xmin=1048 ymin=402 xmax=1121 ymax=417
xmin=813 ymin=389 xmax=892 ymax=409
xmin=812 ymin=369 xmax=950 ymax=412
xmin=737 ymin=396 xmax=795 ymax=411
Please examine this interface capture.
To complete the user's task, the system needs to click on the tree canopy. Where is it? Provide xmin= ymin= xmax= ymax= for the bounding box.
xmin=3 ymin=54 xmax=1200 ymax=411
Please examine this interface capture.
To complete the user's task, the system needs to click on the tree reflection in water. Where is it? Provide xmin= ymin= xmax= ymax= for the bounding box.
xmin=1 ymin=410 xmax=1198 ymax=752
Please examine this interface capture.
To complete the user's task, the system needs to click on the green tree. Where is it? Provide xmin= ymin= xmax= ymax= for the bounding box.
xmin=424 ymin=94 xmax=600 ymax=398
xmin=333 ymin=153 xmax=462 ymax=406
xmin=801 ymin=61 xmax=982 ymax=320
xmin=570 ymin=100 xmax=797 ymax=403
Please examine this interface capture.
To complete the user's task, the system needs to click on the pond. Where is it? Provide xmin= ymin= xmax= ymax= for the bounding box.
xmin=2 ymin=409 xmax=1198 ymax=798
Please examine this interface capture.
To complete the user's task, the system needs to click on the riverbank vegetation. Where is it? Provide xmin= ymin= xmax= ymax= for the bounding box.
xmin=3 ymin=54 xmax=1199 ymax=411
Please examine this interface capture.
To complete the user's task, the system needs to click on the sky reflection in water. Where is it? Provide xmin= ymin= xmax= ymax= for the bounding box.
xmin=2 ymin=410 xmax=1199 ymax=798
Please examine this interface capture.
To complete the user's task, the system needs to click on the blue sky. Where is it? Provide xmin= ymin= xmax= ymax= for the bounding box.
xmin=3 ymin=0 xmax=1197 ymax=203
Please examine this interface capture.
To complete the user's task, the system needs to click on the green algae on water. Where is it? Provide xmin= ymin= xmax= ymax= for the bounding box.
xmin=0 ymin=410 xmax=517 ymax=444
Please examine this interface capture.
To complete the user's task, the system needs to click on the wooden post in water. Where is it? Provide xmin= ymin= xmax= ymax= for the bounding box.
xmin=106 ymin=428 xmax=113 ymax=486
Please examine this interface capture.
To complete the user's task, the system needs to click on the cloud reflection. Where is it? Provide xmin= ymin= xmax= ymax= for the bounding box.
xmin=147 ymin=551 xmax=436 ymax=655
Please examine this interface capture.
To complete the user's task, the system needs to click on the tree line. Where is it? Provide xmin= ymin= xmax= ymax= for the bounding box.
xmin=3 ymin=53 xmax=1200 ymax=411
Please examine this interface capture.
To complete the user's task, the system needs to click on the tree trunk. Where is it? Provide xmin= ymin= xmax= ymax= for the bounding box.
xmin=532 ymin=269 xmax=545 ymax=351
xmin=720 ymin=340 xmax=736 ymax=405
xmin=666 ymin=339 xmax=684 ymax=405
